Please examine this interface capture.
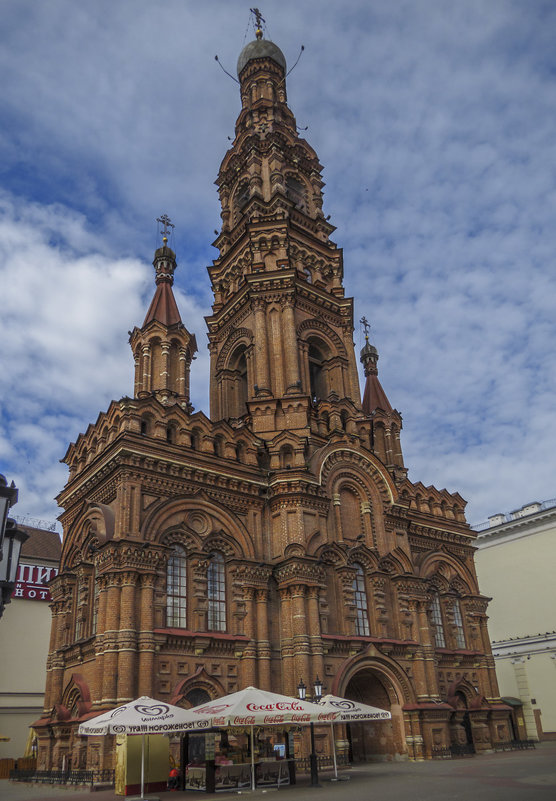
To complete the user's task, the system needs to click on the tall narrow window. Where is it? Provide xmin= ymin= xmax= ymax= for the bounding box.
xmin=167 ymin=545 xmax=187 ymax=628
xmin=452 ymin=600 xmax=466 ymax=649
xmin=353 ymin=563 xmax=370 ymax=636
xmin=308 ymin=343 xmax=327 ymax=401
xmin=207 ymin=552 xmax=226 ymax=631
xmin=74 ymin=581 xmax=84 ymax=640
xmin=91 ymin=575 xmax=99 ymax=635
xmin=430 ymin=593 xmax=446 ymax=648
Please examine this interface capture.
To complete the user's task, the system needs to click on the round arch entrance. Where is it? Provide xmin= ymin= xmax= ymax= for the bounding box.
xmin=344 ymin=668 xmax=405 ymax=762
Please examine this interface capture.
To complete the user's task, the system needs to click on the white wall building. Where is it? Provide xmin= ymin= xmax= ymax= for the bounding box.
xmin=474 ymin=498 xmax=556 ymax=741
xmin=0 ymin=524 xmax=60 ymax=759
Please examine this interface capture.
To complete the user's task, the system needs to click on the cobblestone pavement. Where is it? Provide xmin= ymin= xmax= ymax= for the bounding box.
xmin=2 ymin=743 xmax=556 ymax=801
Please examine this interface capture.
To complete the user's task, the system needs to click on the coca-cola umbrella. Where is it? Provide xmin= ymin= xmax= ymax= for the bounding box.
xmin=78 ymin=696 xmax=211 ymax=800
xmin=317 ymin=694 xmax=392 ymax=779
xmin=186 ymin=686 xmax=340 ymax=790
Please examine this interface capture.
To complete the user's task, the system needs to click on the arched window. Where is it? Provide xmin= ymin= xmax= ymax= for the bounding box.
xmin=184 ymin=688 xmax=211 ymax=708
xmin=230 ymin=346 xmax=248 ymax=417
xmin=234 ymin=181 xmax=250 ymax=222
xmin=191 ymin=428 xmax=202 ymax=451
xmin=280 ymin=444 xmax=294 ymax=468
xmin=452 ymin=600 xmax=466 ymax=649
xmin=91 ymin=574 xmax=99 ymax=635
xmin=340 ymin=487 xmax=360 ymax=540
xmin=207 ymin=553 xmax=226 ymax=632
xmin=167 ymin=545 xmax=187 ymax=628
xmin=308 ymin=342 xmax=328 ymax=401
xmin=74 ymin=580 xmax=85 ymax=640
xmin=352 ymin=563 xmax=370 ymax=636
xmin=286 ymin=175 xmax=307 ymax=211
xmin=430 ymin=592 xmax=446 ymax=648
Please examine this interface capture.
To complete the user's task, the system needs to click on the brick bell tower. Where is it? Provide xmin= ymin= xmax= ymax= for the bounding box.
xmin=207 ymin=28 xmax=364 ymax=447
xmin=35 ymin=19 xmax=509 ymax=775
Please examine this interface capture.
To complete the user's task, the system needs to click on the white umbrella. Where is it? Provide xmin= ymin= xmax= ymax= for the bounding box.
xmin=317 ymin=694 xmax=391 ymax=780
xmin=186 ymin=686 xmax=340 ymax=790
xmin=78 ymin=696 xmax=211 ymax=799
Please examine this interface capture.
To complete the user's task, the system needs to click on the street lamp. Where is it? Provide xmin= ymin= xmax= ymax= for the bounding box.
xmin=0 ymin=475 xmax=27 ymax=619
xmin=297 ymin=677 xmax=324 ymax=787
xmin=0 ymin=474 xmax=18 ymax=544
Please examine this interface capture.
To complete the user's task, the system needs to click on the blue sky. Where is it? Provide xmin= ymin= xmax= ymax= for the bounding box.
xmin=1 ymin=0 xmax=555 ymax=528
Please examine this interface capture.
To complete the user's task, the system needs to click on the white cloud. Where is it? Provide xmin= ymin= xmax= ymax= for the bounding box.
xmin=1 ymin=0 xmax=556 ymax=527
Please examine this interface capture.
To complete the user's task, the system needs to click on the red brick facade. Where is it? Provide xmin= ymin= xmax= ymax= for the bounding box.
xmin=34 ymin=33 xmax=510 ymax=771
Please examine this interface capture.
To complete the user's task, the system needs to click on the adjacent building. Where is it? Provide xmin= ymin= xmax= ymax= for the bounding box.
xmin=474 ymin=499 xmax=556 ymax=741
xmin=34 ymin=29 xmax=510 ymax=772
xmin=0 ymin=524 xmax=61 ymax=759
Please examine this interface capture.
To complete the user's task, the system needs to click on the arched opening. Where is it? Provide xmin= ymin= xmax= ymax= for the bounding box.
xmin=214 ymin=435 xmax=225 ymax=458
xmin=191 ymin=428 xmax=202 ymax=451
xmin=340 ymin=487 xmax=360 ymax=541
xmin=280 ymin=444 xmax=294 ymax=469
xmin=184 ymin=687 xmax=211 ymax=707
xmin=230 ymin=345 xmax=249 ymax=418
xmin=286 ymin=175 xmax=307 ymax=211
xmin=308 ymin=340 xmax=329 ymax=401
xmin=344 ymin=669 xmax=398 ymax=762
xmin=234 ymin=181 xmax=250 ymax=223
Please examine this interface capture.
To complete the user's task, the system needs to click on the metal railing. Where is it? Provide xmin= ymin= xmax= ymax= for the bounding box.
xmin=473 ymin=498 xmax=556 ymax=531
xmin=493 ymin=739 xmax=536 ymax=751
xmin=295 ymin=753 xmax=349 ymax=772
xmin=9 ymin=768 xmax=115 ymax=787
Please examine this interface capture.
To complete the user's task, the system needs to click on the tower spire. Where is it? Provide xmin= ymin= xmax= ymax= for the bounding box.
xmin=360 ymin=320 xmax=392 ymax=414
xmin=128 ymin=215 xmax=197 ymax=405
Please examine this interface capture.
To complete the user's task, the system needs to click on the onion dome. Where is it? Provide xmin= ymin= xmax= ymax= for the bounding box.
xmin=237 ymin=31 xmax=287 ymax=77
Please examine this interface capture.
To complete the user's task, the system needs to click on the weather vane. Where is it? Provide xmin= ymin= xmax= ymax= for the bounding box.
xmin=360 ymin=316 xmax=371 ymax=341
xmin=156 ymin=214 xmax=175 ymax=244
xmin=250 ymin=7 xmax=265 ymax=38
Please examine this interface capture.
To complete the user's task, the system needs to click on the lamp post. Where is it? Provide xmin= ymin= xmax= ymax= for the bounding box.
xmin=297 ymin=676 xmax=323 ymax=787
xmin=0 ymin=475 xmax=28 ymax=619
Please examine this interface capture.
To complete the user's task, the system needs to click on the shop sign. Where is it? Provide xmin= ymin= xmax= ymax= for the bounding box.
xmin=11 ymin=562 xmax=59 ymax=601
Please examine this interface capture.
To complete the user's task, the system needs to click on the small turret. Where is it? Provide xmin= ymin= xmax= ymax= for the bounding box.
xmin=128 ymin=216 xmax=197 ymax=407
xmin=359 ymin=319 xmax=404 ymax=471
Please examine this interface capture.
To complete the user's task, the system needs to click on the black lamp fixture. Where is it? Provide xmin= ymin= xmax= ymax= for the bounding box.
xmin=297 ymin=676 xmax=322 ymax=703
xmin=0 ymin=474 xmax=28 ymax=619
xmin=297 ymin=676 xmax=324 ymax=786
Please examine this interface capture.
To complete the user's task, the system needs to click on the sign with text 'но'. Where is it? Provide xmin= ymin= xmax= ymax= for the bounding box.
xmin=11 ymin=563 xmax=59 ymax=601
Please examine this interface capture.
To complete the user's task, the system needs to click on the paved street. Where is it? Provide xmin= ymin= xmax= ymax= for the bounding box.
xmin=2 ymin=743 xmax=555 ymax=801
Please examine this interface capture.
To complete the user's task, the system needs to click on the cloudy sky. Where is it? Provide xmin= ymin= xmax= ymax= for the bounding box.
xmin=1 ymin=0 xmax=555 ymax=529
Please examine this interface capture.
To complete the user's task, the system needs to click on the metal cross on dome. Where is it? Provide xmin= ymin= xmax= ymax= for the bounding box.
xmin=360 ymin=316 xmax=371 ymax=341
xmin=250 ymin=7 xmax=265 ymax=35
xmin=156 ymin=214 xmax=175 ymax=243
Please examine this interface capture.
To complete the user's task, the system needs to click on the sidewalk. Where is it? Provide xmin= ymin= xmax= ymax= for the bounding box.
xmin=2 ymin=743 xmax=556 ymax=801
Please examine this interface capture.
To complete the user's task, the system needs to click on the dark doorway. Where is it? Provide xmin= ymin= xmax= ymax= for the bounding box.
xmin=344 ymin=670 xmax=395 ymax=762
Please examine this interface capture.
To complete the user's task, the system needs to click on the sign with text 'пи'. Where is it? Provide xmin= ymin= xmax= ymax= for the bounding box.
xmin=11 ymin=563 xmax=59 ymax=601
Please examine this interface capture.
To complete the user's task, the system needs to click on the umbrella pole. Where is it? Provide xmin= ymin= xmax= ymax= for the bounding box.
xmin=331 ymin=722 xmax=338 ymax=780
xmin=250 ymin=724 xmax=255 ymax=791
xmin=140 ymin=733 xmax=145 ymax=800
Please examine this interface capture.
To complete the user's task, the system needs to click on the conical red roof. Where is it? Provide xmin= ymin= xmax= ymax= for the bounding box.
xmin=142 ymin=282 xmax=182 ymax=327
xmin=362 ymin=373 xmax=393 ymax=415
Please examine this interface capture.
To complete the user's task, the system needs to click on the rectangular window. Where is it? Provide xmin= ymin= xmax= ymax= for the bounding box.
xmin=430 ymin=594 xmax=446 ymax=648
xmin=167 ymin=547 xmax=187 ymax=628
xmin=353 ymin=566 xmax=370 ymax=636
xmin=452 ymin=601 xmax=466 ymax=649
xmin=208 ymin=555 xmax=226 ymax=632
